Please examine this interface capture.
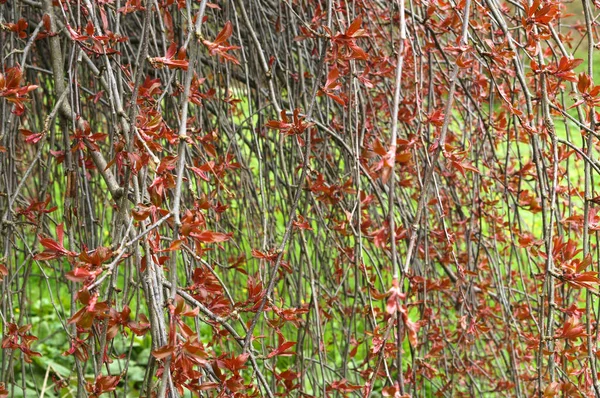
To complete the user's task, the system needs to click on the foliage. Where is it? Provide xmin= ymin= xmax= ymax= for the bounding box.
xmin=0 ymin=0 xmax=599 ymax=397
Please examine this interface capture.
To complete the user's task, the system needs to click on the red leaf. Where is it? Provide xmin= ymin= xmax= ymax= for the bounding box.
xmin=85 ymin=20 xmax=94 ymax=36
xmin=324 ymin=67 xmax=341 ymax=91
xmin=213 ymin=21 xmax=233 ymax=45
xmin=556 ymin=317 xmax=587 ymax=340
xmin=0 ymin=263 xmax=7 ymax=281
xmin=191 ymin=230 xmax=231 ymax=243
xmin=152 ymin=344 xmax=176 ymax=359
xmin=347 ymin=16 xmax=363 ymax=37
xmin=267 ymin=340 xmax=297 ymax=358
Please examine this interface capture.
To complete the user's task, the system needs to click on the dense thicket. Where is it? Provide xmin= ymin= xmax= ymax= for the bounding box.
xmin=0 ymin=0 xmax=599 ymax=396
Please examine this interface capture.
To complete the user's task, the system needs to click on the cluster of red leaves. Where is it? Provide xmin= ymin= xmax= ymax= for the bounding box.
xmin=69 ymin=289 xmax=111 ymax=330
xmin=202 ymin=21 xmax=241 ymax=65
xmin=1 ymin=323 xmax=41 ymax=363
xmin=0 ymin=66 xmax=37 ymax=115
xmin=319 ymin=66 xmax=348 ymax=106
xmin=4 ymin=18 xmax=28 ymax=39
xmin=65 ymin=246 xmax=112 ymax=284
xmin=15 ymin=194 xmax=57 ymax=223
xmin=86 ymin=374 xmax=120 ymax=398
xmin=266 ymin=109 xmax=314 ymax=137
xmin=64 ymin=19 xmax=126 ymax=56
xmin=34 ymin=224 xmax=77 ymax=261
xmin=330 ymin=16 xmax=369 ymax=61
xmin=152 ymin=296 xmax=215 ymax=395
xmin=149 ymin=42 xmax=189 ymax=70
